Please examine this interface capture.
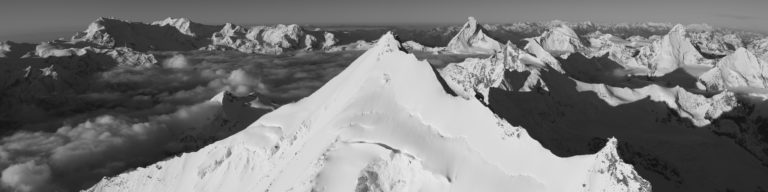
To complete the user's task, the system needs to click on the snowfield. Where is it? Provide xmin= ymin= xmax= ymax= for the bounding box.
xmin=86 ymin=33 xmax=650 ymax=192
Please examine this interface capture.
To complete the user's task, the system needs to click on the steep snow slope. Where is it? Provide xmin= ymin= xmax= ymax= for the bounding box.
xmin=649 ymin=24 xmax=715 ymax=76
xmin=538 ymin=24 xmax=585 ymax=57
xmin=523 ymin=38 xmax=566 ymax=73
xmin=698 ymin=48 xmax=768 ymax=91
xmin=445 ymin=17 xmax=502 ymax=54
xmin=86 ymin=32 xmax=650 ymax=192
xmin=173 ymin=91 xmax=274 ymax=152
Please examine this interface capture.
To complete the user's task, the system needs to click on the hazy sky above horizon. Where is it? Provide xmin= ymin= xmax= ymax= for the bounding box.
xmin=1 ymin=0 xmax=766 ymax=42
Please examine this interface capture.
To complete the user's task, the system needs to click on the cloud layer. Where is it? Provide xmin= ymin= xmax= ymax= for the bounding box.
xmin=0 ymin=50 xmax=366 ymax=191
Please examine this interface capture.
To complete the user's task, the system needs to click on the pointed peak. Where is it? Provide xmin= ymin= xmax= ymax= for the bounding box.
xmin=549 ymin=23 xmax=577 ymax=35
xmin=154 ymin=17 xmax=192 ymax=25
xmin=373 ymin=31 xmax=405 ymax=53
xmin=460 ymin=16 xmax=479 ymax=31
xmin=467 ymin=16 xmax=477 ymax=25
xmin=605 ymin=137 xmax=618 ymax=148
xmin=210 ymin=91 xmax=229 ymax=103
xmin=670 ymin=24 xmax=687 ymax=34
xmin=594 ymin=137 xmax=620 ymax=162
xmin=505 ymin=40 xmax=515 ymax=47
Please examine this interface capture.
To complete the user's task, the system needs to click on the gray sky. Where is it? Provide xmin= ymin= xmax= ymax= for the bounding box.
xmin=1 ymin=0 xmax=766 ymax=42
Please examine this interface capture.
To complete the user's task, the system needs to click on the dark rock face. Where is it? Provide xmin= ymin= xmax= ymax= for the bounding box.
xmin=487 ymin=68 xmax=768 ymax=191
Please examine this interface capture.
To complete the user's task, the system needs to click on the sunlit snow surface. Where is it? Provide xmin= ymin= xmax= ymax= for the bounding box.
xmin=86 ymin=33 xmax=649 ymax=192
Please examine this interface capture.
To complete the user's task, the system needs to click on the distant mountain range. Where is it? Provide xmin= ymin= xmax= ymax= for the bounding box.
xmin=2 ymin=16 xmax=768 ymax=192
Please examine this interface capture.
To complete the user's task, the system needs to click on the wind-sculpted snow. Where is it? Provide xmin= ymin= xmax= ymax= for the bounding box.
xmin=86 ymin=32 xmax=650 ymax=192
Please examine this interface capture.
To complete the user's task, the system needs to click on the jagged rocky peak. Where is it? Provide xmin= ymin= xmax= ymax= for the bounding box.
xmin=445 ymin=16 xmax=502 ymax=54
xmin=587 ymin=138 xmax=652 ymax=192
xmin=698 ymin=47 xmax=768 ymax=91
xmin=71 ymin=17 xmax=118 ymax=47
xmin=249 ymin=24 xmax=305 ymax=49
xmin=70 ymin=17 xmax=209 ymax=51
xmin=538 ymin=23 xmax=584 ymax=57
xmin=207 ymin=22 xmax=335 ymax=54
xmin=748 ymin=38 xmax=768 ymax=63
xmin=440 ymin=40 xmax=552 ymax=102
xmin=151 ymin=17 xmax=222 ymax=38
xmin=151 ymin=17 xmax=195 ymax=35
xmin=688 ymin=30 xmax=743 ymax=56
xmin=370 ymin=31 xmax=405 ymax=54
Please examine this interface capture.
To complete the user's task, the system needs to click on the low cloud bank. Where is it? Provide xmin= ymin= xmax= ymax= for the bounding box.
xmin=0 ymin=50 xmax=364 ymax=191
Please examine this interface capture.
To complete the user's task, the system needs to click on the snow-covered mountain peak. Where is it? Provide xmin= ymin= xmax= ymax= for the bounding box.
xmin=698 ymin=47 xmax=768 ymax=91
xmin=647 ymin=23 xmax=715 ymax=76
xmin=670 ymin=24 xmax=688 ymax=34
xmin=86 ymin=31 xmax=649 ymax=192
xmin=372 ymin=31 xmax=405 ymax=53
xmin=539 ymin=24 xmax=584 ymax=57
xmin=588 ymin=138 xmax=652 ymax=191
xmin=445 ymin=17 xmax=502 ymax=54
xmin=153 ymin=17 xmax=191 ymax=25
xmin=466 ymin=16 xmax=478 ymax=26
xmin=151 ymin=17 xmax=196 ymax=36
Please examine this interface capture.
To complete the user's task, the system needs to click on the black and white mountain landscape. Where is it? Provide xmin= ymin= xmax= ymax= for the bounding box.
xmin=1 ymin=0 xmax=768 ymax=192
